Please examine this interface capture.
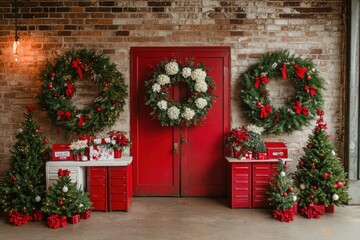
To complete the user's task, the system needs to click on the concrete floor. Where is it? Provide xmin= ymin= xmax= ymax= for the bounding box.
xmin=1 ymin=197 xmax=360 ymax=240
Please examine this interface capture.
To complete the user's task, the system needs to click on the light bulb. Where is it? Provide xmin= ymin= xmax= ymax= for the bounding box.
xmin=13 ymin=39 xmax=20 ymax=62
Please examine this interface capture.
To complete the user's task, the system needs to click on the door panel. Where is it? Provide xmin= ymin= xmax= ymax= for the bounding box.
xmin=130 ymin=51 xmax=180 ymax=196
xmin=130 ymin=47 xmax=230 ymax=196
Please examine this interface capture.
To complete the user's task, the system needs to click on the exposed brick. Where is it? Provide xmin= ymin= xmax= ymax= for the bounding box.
xmin=152 ymin=8 xmax=165 ymax=12
xmin=39 ymin=25 xmax=51 ymax=30
xmin=112 ymin=7 xmax=123 ymax=12
xmin=99 ymin=1 xmax=115 ymax=7
xmin=56 ymin=7 xmax=70 ymax=12
xmin=148 ymin=2 xmax=171 ymax=7
xmin=279 ymin=14 xmax=316 ymax=19
xmin=57 ymin=31 xmax=71 ymax=36
xmin=294 ymin=7 xmax=332 ymax=13
xmin=40 ymin=2 xmax=62 ymax=7
xmin=115 ymin=31 xmax=130 ymax=36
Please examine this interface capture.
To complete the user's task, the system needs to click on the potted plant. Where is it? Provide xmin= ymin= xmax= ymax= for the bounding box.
xmin=243 ymin=124 xmax=267 ymax=160
xmin=107 ymin=131 xmax=131 ymax=158
xmin=225 ymin=126 xmax=250 ymax=158
xmin=69 ymin=139 xmax=88 ymax=161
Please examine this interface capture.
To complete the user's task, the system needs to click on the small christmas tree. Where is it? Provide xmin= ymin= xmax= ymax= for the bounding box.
xmin=42 ymin=169 xmax=92 ymax=228
xmin=268 ymin=159 xmax=297 ymax=222
xmin=0 ymin=106 xmax=51 ymax=226
xmin=294 ymin=109 xmax=349 ymax=218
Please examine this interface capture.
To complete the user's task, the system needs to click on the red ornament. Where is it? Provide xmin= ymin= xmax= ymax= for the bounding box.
xmin=256 ymin=102 xmax=262 ymax=107
xmin=102 ymin=82 xmax=109 ymax=88
xmin=307 ymin=144 xmax=313 ymax=149
xmin=50 ymin=72 xmax=56 ymax=78
xmin=310 ymin=194 xmax=314 ymax=199
xmin=288 ymin=187 xmax=294 ymax=192
xmin=323 ymin=172 xmax=330 ymax=179
xmin=53 ymin=93 xmax=60 ymax=97
xmin=306 ymin=75 xmax=311 ymax=81
xmin=96 ymin=107 xmax=102 ymax=112
xmin=311 ymin=164 xmax=316 ymax=169
xmin=283 ymin=165 xmax=288 ymax=169
xmin=37 ymin=126 xmax=43 ymax=131
xmin=299 ymin=161 xmax=304 ymax=166
xmin=58 ymin=201 xmax=63 ymax=206
xmin=11 ymin=176 xmax=17 ymax=182
xmin=44 ymin=140 xmax=49 ymax=145
xmin=283 ymin=192 xmax=288 ymax=197
xmin=48 ymin=83 xmax=53 ymax=89
xmin=313 ymin=186 xmax=317 ymax=190
xmin=336 ymin=181 xmax=343 ymax=188
xmin=276 ymin=183 xmax=281 ymax=188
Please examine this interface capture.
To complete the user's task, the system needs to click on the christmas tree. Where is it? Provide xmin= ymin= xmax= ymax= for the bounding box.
xmin=0 ymin=106 xmax=51 ymax=226
xmin=294 ymin=109 xmax=349 ymax=217
xmin=268 ymin=159 xmax=297 ymax=222
xmin=42 ymin=168 xmax=92 ymax=228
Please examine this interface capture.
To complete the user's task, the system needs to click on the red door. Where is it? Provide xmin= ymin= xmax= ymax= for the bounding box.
xmin=130 ymin=47 xmax=230 ymax=196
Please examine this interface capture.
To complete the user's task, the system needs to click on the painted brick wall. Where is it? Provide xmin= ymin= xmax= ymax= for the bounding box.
xmin=0 ymin=0 xmax=346 ymax=175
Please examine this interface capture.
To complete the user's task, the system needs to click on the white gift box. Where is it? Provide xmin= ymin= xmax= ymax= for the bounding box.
xmin=89 ymin=145 xmax=114 ymax=161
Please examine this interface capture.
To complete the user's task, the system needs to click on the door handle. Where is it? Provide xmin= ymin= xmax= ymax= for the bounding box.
xmin=173 ymin=143 xmax=179 ymax=153
xmin=181 ymin=138 xmax=187 ymax=144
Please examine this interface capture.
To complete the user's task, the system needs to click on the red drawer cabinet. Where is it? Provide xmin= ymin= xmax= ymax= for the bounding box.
xmin=227 ymin=158 xmax=291 ymax=209
xmin=88 ymin=164 xmax=132 ymax=211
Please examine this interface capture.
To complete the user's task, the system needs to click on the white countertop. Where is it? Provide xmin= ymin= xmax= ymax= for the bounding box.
xmin=226 ymin=157 xmax=292 ymax=163
xmin=46 ymin=156 xmax=133 ymax=167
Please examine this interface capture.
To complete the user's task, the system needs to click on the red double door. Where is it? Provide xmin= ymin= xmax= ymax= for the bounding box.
xmin=130 ymin=47 xmax=230 ymax=196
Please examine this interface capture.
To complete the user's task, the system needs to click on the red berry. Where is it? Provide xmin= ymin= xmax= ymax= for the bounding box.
xmin=50 ymin=72 xmax=56 ymax=78
xmin=11 ymin=176 xmax=17 ymax=182
xmin=323 ymin=172 xmax=330 ymax=179
xmin=44 ymin=140 xmax=49 ymax=145
xmin=306 ymin=75 xmax=311 ymax=81
xmin=96 ymin=107 xmax=102 ymax=112
xmin=102 ymin=82 xmax=109 ymax=88
xmin=283 ymin=165 xmax=288 ymax=169
xmin=283 ymin=192 xmax=288 ymax=197
xmin=58 ymin=201 xmax=63 ymax=206
xmin=299 ymin=161 xmax=304 ymax=166
xmin=336 ymin=181 xmax=343 ymax=188
xmin=256 ymin=102 xmax=262 ymax=107
xmin=307 ymin=144 xmax=312 ymax=149
xmin=37 ymin=126 xmax=43 ymax=131
xmin=313 ymin=186 xmax=317 ymax=190
xmin=310 ymin=194 xmax=314 ymax=199
xmin=311 ymin=164 xmax=316 ymax=169
xmin=48 ymin=83 xmax=53 ymax=89
xmin=288 ymin=187 xmax=294 ymax=192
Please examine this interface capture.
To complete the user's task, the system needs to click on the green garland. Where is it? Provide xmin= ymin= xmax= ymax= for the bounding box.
xmin=38 ymin=49 xmax=127 ymax=135
xmin=240 ymin=50 xmax=324 ymax=134
xmin=145 ymin=59 xmax=216 ymax=126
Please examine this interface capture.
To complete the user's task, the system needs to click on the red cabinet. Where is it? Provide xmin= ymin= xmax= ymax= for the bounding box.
xmin=228 ymin=158 xmax=288 ymax=208
xmin=88 ymin=164 xmax=132 ymax=211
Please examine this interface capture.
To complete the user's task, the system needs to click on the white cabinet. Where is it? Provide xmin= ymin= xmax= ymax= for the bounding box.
xmin=46 ymin=165 xmax=85 ymax=191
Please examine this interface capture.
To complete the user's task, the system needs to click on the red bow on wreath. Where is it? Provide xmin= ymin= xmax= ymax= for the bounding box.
xmin=292 ymin=101 xmax=308 ymax=116
xmin=27 ymin=106 xmax=36 ymax=113
xmin=304 ymin=85 xmax=317 ymax=97
xmin=65 ymin=83 xmax=75 ymax=99
xmin=78 ymin=115 xmax=89 ymax=127
xmin=56 ymin=110 xmax=71 ymax=121
xmin=254 ymin=75 xmax=270 ymax=89
xmin=71 ymin=58 xmax=85 ymax=79
xmin=280 ymin=63 xmax=287 ymax=79
xmin=47 ymin=214 xmax=68 ymax=229
xmin=294 ymin=64 xmax=307 ymax=79
xmin=58 ymin=168 xmax=70 ymax=177
xmin=260 ymin=104 xmax=272 ymax=118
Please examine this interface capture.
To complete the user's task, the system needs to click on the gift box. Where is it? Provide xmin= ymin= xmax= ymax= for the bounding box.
xmin=68 ymin=214 xmax=80 ymax=224
xmin=325 ymin=204 xmax=335 ymax=213
xmin=256 ymin=152 xmax=267 ymax=160
xmin=80 ymin=210 xmax=91 ymax=219
xmin=243 ymin=151 xmax=252 ymax=160
xmin=52 ymin=144 xmax=73 ymax=161
xmin=265 ymin=142 xmax=288 ymax=159
xmin=314 ymin=204 xmax=325 ymax=215
xmin=89 ymin=145 xmax=114 ymax=161
xmin=293 ymin=203 xmax=298 ymax=215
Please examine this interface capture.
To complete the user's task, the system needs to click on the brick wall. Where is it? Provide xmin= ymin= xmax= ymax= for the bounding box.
xmin=0 ymin=0 xmax=346 ymax=175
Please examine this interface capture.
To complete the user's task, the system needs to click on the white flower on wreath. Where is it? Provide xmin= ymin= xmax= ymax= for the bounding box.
xmin=247 ymin=124 xmax=264 ymax=135
xmin=182 ymin=67 xmax=192 ymax=78
xmin=157 ymin=74 xmax=170 ymax=85
xmin=152 ymin=83 xmax=161 ymax=92
xmin=191 ymin=69 xmax=207 ymax=82
xmin=167 ymin=106 xmax=180 ymax=120
xmin=157 ymin=100 xmax=168 ymax=110
xmin=182 ymin=107 xmax=195 ymax=121
xmin=194 ymin=80 xmax=208 ymax=93
xmin=165 ymin=61 xmax=179 ymax=75
xmin=195 ymin=98 xmax=208 ymax=109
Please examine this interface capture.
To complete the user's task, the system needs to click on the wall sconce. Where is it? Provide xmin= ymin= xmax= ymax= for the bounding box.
xmin=13 ymin=0 xmax=19 ymax=62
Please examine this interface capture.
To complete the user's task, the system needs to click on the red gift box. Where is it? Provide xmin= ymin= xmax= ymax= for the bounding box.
xmin=325 ymin=204 xmax=335 ymax=213
xmin=52 ymin=144 xmax=73 ymax=161
xmin=243 ymin=151 xmax=252 ymax=160
xmin=256 ymin=152 xmax=267 ymax=160
xmin=265 ymin=142 xmax=288 ymax=159
xmin=314 ymin=204 xmax=325 ymax=215
xmin=68 ymin=214 xmax=80 ymax=224
xmin=80 ymin=210 xmax=91 ymax=219
xmin=293 ymin=203 xmax=298 ymax=215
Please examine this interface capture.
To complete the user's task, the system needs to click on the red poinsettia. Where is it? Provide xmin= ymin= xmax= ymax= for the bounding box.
xmin=8 ymin=210 xmax=32 ymax=226
xmin=33 ymin=210 xmax=44 ymax=222
xmin=107 ymin=131 xmax=131 ymax=150
xmin=272 ymin=208 xmax=295 ymax=222
xmin=225 ymin=126 xmax=250 ymax=150
xmin=46 ymin=214 xmax=68 ymax=229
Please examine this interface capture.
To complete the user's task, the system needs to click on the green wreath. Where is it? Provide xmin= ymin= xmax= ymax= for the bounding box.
xmin=145 ymin=59 xmax=216 ymax=126
xmin=38 ymin=49 xmax=127 ymax=135
xmin=240 ymin=50 xmax=324 ymax=134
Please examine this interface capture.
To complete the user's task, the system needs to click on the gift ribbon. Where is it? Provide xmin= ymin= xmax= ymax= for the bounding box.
xmin=280 ymin=63 xmax=287 ymax=79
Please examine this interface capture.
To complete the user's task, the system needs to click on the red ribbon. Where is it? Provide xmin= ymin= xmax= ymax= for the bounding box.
xmin=77 ymin=115 xmax=89 ymax=127
xmin=292 ymin=100 xmax=308 ymax=115
xmin=71 ymin=58 xmax=84 ymax=79
xmin=304 ymin=85 xmax=317 ymax=97
xmin=58 ymin=168 xmax=70 ymax=177
xmin=260 ymin=104 xmax=272 ymax=118
xmin=56 ymin=110 xmax=71 ymax=121
xmin=280 ymin=63 xmax=287 ymax=79
xmin=65 ymin=83 xmax=74 ymax=99
xmin=294 ymin=64 xmax=307 ymax=79
xmin=47 ymin=214 xmax=68 ymax=229
xmin=26 ymin=106 xmax=35 ymax=113
xmin=254 ymin=75 xmax=270 ymax=89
